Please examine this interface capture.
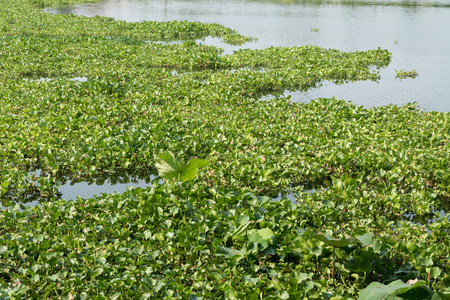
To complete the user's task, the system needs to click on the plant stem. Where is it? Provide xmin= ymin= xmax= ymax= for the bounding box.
xmin=332 ymin=247 xmax=336 ymax=286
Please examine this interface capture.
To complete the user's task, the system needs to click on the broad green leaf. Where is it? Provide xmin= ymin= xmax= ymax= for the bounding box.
xmin=429 ymin=267 xmax=441 ymax=279
xmin=105 ymin=215 xmax=117 ymax=224
xmin=230 ymin=221 xmax=252 ymax=239
xmin=154 ymin=281 xmax=165 ymax=292
xmin=242 ymin=275 xmax=260 ymax=284
xmin=247 ymin=228 xmax=274 ymax=250
xmin=155 ymin=151 xmax=184 ymax=181
xmin=111 ymin=292 xmax=121 ymax=300
xmin=96 ymin=257 xmax=106 ymax=264
xmin=435 ymin=292 xmax=450 ymax=300
xmin=356 ymin=233 xmax=374 ymax=246
xmin=358 ymin=280 xmax=431 ymax=300
xmin=305 ymin=230 xmax=356 ymax=248
xmin=419 ymin=258 xmax=434 ymax=267
xmin=280 ymin=291 xmax=290 ymax=299
xmin=144 ymin=230 xmax=152 ymax=240
xmin=294 ymin=272 xmax=309 ymax=282
xmin=252 ymin=228 xmax=274 ymax=241
xmin=215 ymin=246 xmax=244 ymax=259
xmin=155 ymin=151 xmax=208 ymax=182
xmin=236 ymin=215 xmax=250 ymax=223
xmin=132 ymin=246 xmax=144 ymax=255
xmin=183 ymin=158 xmax=209 ymax=180
xmin=48 ymin=274 xmax=59 ymax=282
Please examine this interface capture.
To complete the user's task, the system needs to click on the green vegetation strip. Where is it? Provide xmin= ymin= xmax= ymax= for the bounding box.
xmin=0 ymin=0 xmax=449 ymax=298
xmin=1 ymin=183 xmax=449 ymax=299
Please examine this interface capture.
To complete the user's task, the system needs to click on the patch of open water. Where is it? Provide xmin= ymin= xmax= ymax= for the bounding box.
xmin=0 ymin=171 xmax=158 ymax=211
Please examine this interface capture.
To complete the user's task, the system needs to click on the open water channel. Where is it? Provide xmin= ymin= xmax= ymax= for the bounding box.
xmin=14 ymin=0 xmax=448 ymax=208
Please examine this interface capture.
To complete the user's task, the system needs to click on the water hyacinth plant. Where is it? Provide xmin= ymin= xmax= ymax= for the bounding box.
xmin=0 ymin=0 xmax=449 ymax=298
xmin=155 ymin=151 xmax=208 ymax=182
xmin=395 ymin=69 xmax=419 ymax=79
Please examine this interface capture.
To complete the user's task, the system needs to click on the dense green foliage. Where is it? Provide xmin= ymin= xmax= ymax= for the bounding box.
xmin=1 ymin=0 xmax=449 ymax=298
xmin=1 ymin=183 xmax=450 ymax=299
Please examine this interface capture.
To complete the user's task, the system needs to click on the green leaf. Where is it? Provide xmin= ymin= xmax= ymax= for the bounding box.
xmin=215 ymin=246 xmax=244 ymax=259
xmin=280 ymin=291 xmax=290 ymax=299
xmin=236 ymin=215 xmax=250 ymax=224
xmin=132 ymin=246 xmax=144 ymax=255
xmin=429 ymin=267 xmax=441 ymax=279
xmin=419 ymin=258 xmax=433 ymax=267
xmin=242 ymin=275 xmax=260 ymax=284
xmin=358 ymin=279 xmax=431 ymax=300
xmin=96 ymin=257 xmax=107 ymax=264
xmin=105 ymin=215 xmax=117 ymax=224
xmin=144 ymin=230 xmax=152 ymax=240
xmin=183 ymin=158 xmax=209 ymax=180
xmin=48 ymin=274 xmax=59 ymax=282
xmin=155 ymin=151 xmax=184 ymax=181
xmin=155 ymin=151 xmax=208 ymax=182
xmin=305 ymin=230 xmax=356 ymax=248
xmin=252 ymin=228 xmax=274 ymax=241
xmin=356 ymin=233 xmax=374 ymax=246
xmin=435 ymin=292 xmax=450 ymax=300
xmin=230 ymin=221 xmax=252 ymax=239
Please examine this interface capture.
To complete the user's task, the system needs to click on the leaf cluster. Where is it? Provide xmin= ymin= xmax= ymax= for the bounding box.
xmin=395 ymin=69 xmax=419 ymax=79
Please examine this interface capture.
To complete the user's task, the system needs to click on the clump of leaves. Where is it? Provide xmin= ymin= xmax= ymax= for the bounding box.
xmin=396 ymin=69 xmax=419 ymax=79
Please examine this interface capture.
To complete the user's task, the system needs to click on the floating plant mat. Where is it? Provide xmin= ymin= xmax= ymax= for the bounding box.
xmin=1 ymin=183 xmax=449 ymax=298
xmin=1 ymin=0 xmax=450 ymax=298
xmin=43 ymin=0 xmax=450 ymax=113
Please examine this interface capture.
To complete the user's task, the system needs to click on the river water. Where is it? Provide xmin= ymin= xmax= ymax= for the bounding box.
xmin=45 ymin=0 xmax=450 ymax=112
